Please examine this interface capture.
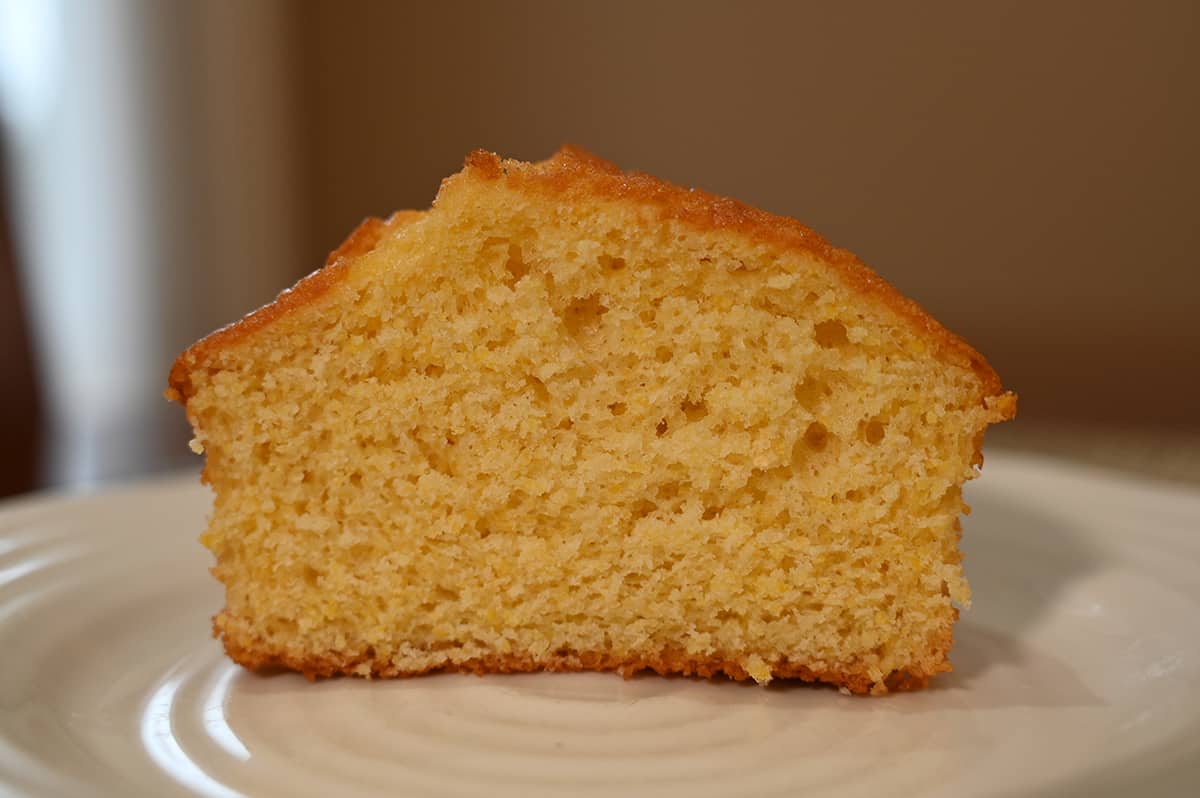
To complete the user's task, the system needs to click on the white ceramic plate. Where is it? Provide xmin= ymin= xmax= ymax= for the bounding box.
xmin=1 ymin=451 xmax=1198 ymax=797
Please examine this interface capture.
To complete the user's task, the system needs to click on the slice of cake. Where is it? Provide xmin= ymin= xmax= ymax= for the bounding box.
xmin=168 ymin=147 xmax=1015 ymax=694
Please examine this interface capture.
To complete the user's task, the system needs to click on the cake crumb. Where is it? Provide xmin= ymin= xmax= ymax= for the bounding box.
xmin=745 ymin=654 xmax=773 ymax=684
xmin=166 ymin=145 xmax=1015 ymax=695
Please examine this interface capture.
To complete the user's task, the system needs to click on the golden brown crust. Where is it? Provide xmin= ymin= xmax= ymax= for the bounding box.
xmin=216 ymin=611 xmax=953 ymax=696
xmin=168 ymin=146 xmax=1014 ymax=415
xmin=166 ymin=211 xmax=421 ymax=403
xmin=459 ymin=146 xmax=1011 ymax=405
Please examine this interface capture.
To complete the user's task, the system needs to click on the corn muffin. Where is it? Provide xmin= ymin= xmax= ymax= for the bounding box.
xmin=167 ymin=146 xmax=1015 ymax=694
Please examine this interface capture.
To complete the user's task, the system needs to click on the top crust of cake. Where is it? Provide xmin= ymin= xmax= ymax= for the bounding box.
xmin=168 ymin=147 xmax=1013 ymax=418
xmin=167 ymin=211 xmax=421 ymax=402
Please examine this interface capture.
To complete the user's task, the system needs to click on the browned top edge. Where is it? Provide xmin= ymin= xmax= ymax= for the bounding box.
xmin=168 ymin=148 xmax=1013 ymax=415
xmin=459 ymin=146 xmax=1011 ymax=406
xmin=166 ymin=212 xmax=418 ymax=404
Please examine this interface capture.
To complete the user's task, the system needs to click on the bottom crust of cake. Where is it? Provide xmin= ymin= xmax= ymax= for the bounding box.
xmin=214 ymin=612 xmax=954 ymax=696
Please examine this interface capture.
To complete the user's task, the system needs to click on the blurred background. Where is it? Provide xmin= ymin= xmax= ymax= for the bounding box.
xmin=0 ymin=0 xmax=1197 ymax=499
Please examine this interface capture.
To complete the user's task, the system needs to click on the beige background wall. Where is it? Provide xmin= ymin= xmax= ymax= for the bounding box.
xmin=289 ymin=0 xmax=1199 ymax=428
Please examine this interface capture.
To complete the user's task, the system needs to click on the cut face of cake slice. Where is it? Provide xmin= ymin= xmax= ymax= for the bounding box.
xmin=168 ymin=147 xmax=1015 ymax=694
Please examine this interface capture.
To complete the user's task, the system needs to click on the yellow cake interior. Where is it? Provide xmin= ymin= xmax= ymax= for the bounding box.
xmin=173 ymin=150 xmax=1013 ymax=693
